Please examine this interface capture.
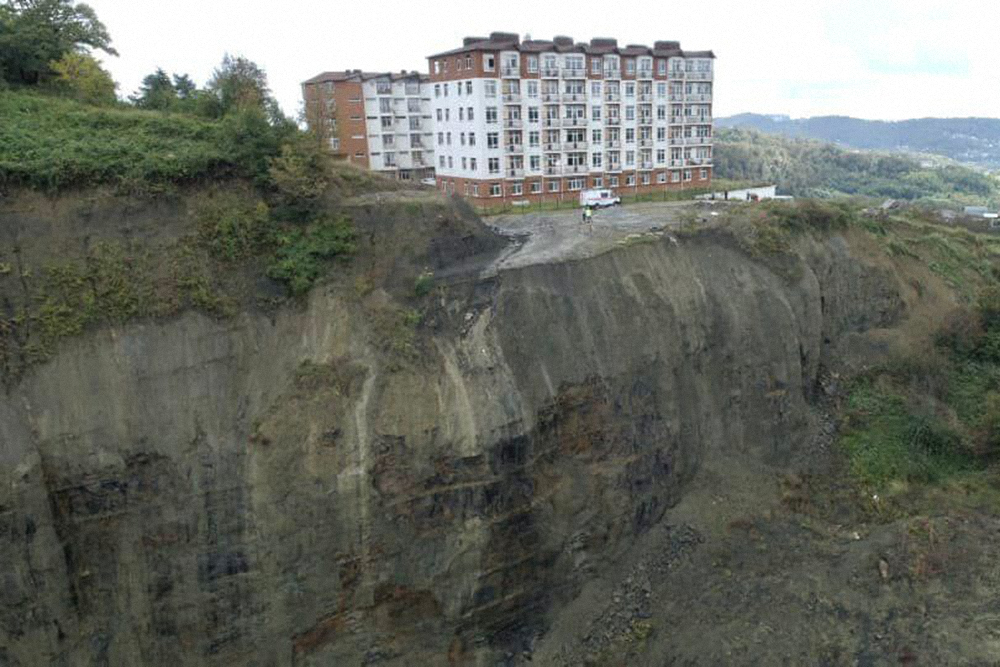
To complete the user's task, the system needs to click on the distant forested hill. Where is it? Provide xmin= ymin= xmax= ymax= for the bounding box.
xmin=716 ymin=114 xmax=1000 ymax=169
xmin=713 ymin=127 xmax=1000 ymax=206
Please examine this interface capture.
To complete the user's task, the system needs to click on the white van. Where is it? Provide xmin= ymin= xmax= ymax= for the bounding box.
xmin=579 ymin=189 xmax=620 ymax=208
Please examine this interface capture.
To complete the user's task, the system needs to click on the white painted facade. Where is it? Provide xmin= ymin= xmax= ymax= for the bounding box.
xmin=361 ymin=76 xmax=434 ymax=178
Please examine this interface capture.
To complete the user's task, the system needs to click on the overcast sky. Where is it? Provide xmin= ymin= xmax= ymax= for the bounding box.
xmin=87 ymin=0 xmax=999 ymax=121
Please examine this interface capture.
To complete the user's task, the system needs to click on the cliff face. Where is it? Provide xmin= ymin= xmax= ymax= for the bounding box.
xmin=0 ymin=201 xmax=904 ymax=665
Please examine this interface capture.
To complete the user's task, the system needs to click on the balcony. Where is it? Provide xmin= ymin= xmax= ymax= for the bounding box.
xmin=507 ymin=167 xmax=525 ymax=177
xmin=638 ymin=116 xmax=653 ymax=126
xmin=686 ymin=136 xmax=710 ymax=145
xmin=543 ymin=117 xmax=559 ymax=127
xmin=638 ymin=93 xmax=653 ymax=102
xmin=669 ymin=136 xmax=683 ymax=145
xmin=687 ymin=115 xmax=712 ymax=124
xmin=638 ymin=138 xmax=653 ymax=148
xmin=668 ymin=70 xmax=685 ymax=79
xmin=562 ymin=93 xmax=586 ymax=103
xmin=501 ymin=66 xmax=520 ymax=77
xmin=544 ymin=142 xmax=562 ymax=151
xmin=562 ymin=117 xmax=586 ymax=127
xmin=637 ymin=68 xmax=653 ymax=79
xmin=687 ymin=93 xmax=712 ymax=102
xmin=670 ymin=159 xmax=684 ymax=167
xmin=687 ymin=157 xmax=711 ymax=165
xmin=564 ymin=140 xmax=586 ymax=150
xmin=504 ymin=118 xmax=523 ymax=129
xmin=606 ymin=162 xmax=622 ymax=172
xmin=562 ymin=67 xmax=586 ymax=79
xmin=605 ymin=117 xmax=621 ymax=126
xmin=605 ymin=139 xmax=621 ymax=148
xmin=562 ymin=164 xmax=587 ymax=175
xmin=670 ymin=93 xmax=684 ymax=102
xmin=544 ymin=165 xmax=560 ymax=176
xmin=604 ymin=92 xmax=621 ymax=102
xmin=542 ymin=93 xmax=559 ymax=103
xmin=505 ymin=144 xmax=523 ymax=153
xmin=603 ymin=68 xmax=621 ymax=79
xmin=688 ymin=71 xmax=713 ymax=80
xmin=486 ymin=117 xmax=499 ymax=125
xmin=639 ymin=161 xmax=654 ymax=170
xmin=670 ymin=116 xmax=685 ymax=124
xmin=542 ymin=66 xmax=560 ymax=77
xmin=502 ymin=93 xmax=521 ymax=103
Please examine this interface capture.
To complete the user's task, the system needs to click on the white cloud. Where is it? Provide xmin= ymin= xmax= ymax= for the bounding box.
xmin=86 ymin=0 xmax=999 ymax=120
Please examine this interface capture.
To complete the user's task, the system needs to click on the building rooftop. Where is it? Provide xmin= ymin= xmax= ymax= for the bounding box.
xmin=427 ymin=32 xmax=714 ymax=60
xmin=302 ymin=70 xmax=428 ymax=86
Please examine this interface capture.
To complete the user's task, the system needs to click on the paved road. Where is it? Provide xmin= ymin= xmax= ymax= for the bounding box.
xmin=486 ymin=201 xmax=718 ymax=272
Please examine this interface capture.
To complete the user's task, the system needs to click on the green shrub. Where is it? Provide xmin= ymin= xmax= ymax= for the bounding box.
xmin=414 ymin=271 xmax=435 ymax=297
xmin=267 ymin=215 xmax=355 ymax=294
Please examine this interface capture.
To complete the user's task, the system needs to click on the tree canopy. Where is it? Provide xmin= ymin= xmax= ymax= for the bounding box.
xmin=0 ymin=0 xmax=117 ymax=85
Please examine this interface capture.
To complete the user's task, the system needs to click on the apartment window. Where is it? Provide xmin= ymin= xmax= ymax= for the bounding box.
xmin=407 ymin=98 xmax=421 ymax=112
xmin=488 ymin=157 xmax=500 ymax=173
xmin=461 ymin=107 xmax=467 ymax=121
xmin=443 ymin=59 xmax=449 ymax=72
xmin=528 ymin=107 xmax=539 ymax=122
xmin=457 ymin=79 xmax=463 ymax=94
xmin=610 ymin=175 xmax=619 ymax=187
xmin=531 ymin=181 xmax=542 ymax=193
xmin=626 ymin=174 xmax=635 ymax=186
xmin=411 ymin=133 xmax=422 ymax=147
xmin=530 ymin=155 xmax=540 ymax=170
xmin=548 ymin=180 xmax=559 ymax=192
xmin=591 ymin=152 xmax=602 ymax=168
xmin=470 ymin=157 xmax=477 ymax=170
xmin=381 ymin=117 xmax=392 ymax=129
xmin=487 ymin=132 xmax=499 ymax=149
xmin=448 ymin=156 xmax=453 ymax=168
xmin=626 ymin=150 xmax=635 ymax=166
xmin=445 ymin=108 xmax=450 ymax=121
xmin=684 ymin=169 xmax=692 ymax=181
xmin=658 ymin=59 xmax=667 ymax=75
xmin=672 ymin=171 xmax=681 ymax=182
xmin=657 ymin=127 xmax=666 ymax=140
xmin=484 ymin=54 xmax=495 ymax=71
xmin=657 ymin=149 xmax=666 ymax=163
xmin=529 ymin=131 xmax=540 ymax=147
xmin=625 ymin=59 xmax=635 ymax=75
xmin=593 ymin=177 xmax=603 ymax=187
xmin=436 ymin=109 xmax=443 ymax=121
xmin=462 ymin=157 xmax=467 ymax=169
xmin=657 ymin=82 xmax=667 ymax=98
xmin=382 ymin=134 xmax=394 ymax=147
xmin=486 ymin=107 xmax=498 ymax=123
xmin=657 ymin=106 xmax=666 ymax=120
xmin=527 ymin=56 xmax=538 ymax=73
xmin=511 ymin=183 xmax=523 ymax=196
xmin=490 ymin=183 xmax=501 ymax=196
xmin=592 ymin=129 xmax=602 ymax=143
xmin=446 ymin=132 xmax=452 ymax=145
xmin=328 ymin=137 xmax=339 ymax=150
xmin=465 ymin=81 xmax=472 ymax=95
xmin=527 ymin=80 xmax=539 ymax=98
xmin=468 ymin=106 xmax=474 ymax=120
xmin=460 ymin=132 xmax=465 ymax=146
xmin=465 ymin=55 xmax=472 ymax=69
xmin=469 ymin=132 xmax=476 ymax=146
xmin=625 ymin=128 xmax=635 ymax=143
xmin=591 ymin=58 xmax=601 ymax=74
xmin=444 ymin=83 xmax=449 ymax=96
xmin=700 ymin=168 xmax=708 ymax=179
xmin=591 ymin=106 xmax=601 ymax=121
xmin=658 ymin=172 xmax=667 ymax=183
xmin=641 ymin=173 xmax=650 ymax=185
xmin=436 ymin=133 xmax=443 ymax=146
xmin=376 ymin=81 xmax=392 ymax=95
xmin=434 ymin=62 xmax=441 ymax=75
xmin=383 ymin=152 xmax=396 ymax=167
xmin=434 ymin=84 xmax=440 ymax=97
xmin=568 ymin=178 xmax=584 ymax=191
xmin=439 ymin=155 xmax=445 ymax=167
xmin=406 ymin=82 xmax=420 ymax=95
xmin=625 ymin=82 xmax=635 ymax=97
xmin=625 ymin=106 xmax=635 ymax=121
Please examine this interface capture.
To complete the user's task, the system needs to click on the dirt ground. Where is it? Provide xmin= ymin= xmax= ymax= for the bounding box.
xmin=485 ymin=201 xmax=722 ymax=273
xmin=518 ymin=409 xmax=1000 ymax=667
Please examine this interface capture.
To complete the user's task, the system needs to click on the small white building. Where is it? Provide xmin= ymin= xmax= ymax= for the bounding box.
xmin=696 ymin=184 xmax=778 ymax=201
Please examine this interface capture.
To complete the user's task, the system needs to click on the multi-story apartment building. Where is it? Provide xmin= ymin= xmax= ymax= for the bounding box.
xmin=427 ymin=33 xmax=714 ymax=204
xmin=301 ymin=70 xmax=435 ymax=181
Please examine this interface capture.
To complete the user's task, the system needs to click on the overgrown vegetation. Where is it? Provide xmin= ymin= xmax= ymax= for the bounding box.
xmin=715 ymin=128 xmax=1000 ymax=207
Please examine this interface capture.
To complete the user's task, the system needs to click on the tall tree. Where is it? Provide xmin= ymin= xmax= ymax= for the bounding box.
xmin=0 ymin=0 xmax=117 ymax=85
xmin=172 ymin=73 xmax=195 ymax=99
xmin=207 ymin=53 xmax=281 ymax=121
xmin=49 ymin=51 xmax=115 ymax=104
xmin=130 ymin=68 xmax=176 ymax=109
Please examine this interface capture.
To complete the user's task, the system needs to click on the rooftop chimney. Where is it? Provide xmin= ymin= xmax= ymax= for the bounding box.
xmin=489 ymin=31 xmax=520 ymax=44
xmin=654 ymin=41 xmax=681 ymax=50
xmin=463 ymin=36 xmax=486 ymax=46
